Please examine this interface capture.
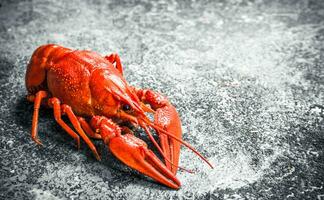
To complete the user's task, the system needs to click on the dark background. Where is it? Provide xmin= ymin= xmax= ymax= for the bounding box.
xmin=0 ymin=0 xmax=323 ymax=199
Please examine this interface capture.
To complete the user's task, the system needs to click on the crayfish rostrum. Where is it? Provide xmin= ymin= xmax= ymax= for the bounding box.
xmin=25 ymin=44 xmax=213 ymax=189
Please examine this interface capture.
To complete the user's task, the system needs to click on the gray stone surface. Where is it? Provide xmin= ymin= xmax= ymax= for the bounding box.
xmin=0 ymin=0 xmax=323 ymax=199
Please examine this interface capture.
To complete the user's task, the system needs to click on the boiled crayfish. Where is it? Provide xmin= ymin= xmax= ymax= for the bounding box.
xmin=25 ymin=44 xmax=213 ymax=189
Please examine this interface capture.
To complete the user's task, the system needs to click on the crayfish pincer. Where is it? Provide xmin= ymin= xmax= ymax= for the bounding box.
xmin=25 ymin=44 xmax=213 ymax=189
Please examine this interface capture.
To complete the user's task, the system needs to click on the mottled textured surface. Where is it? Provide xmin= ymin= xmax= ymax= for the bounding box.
xmin=0 ymin=0 xmax=323 ymax=199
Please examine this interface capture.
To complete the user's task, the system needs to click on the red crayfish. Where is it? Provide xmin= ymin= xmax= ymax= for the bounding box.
xmin=25 ymin=44 xmax=213 ymax=189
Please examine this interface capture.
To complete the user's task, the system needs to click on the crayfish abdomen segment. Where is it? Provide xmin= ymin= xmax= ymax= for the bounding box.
xmin=25 ymin=44 xmax=72 ymax=95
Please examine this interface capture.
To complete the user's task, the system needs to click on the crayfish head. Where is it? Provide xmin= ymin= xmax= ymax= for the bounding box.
xmin=90 ymin=68 xmax=153 ymax=125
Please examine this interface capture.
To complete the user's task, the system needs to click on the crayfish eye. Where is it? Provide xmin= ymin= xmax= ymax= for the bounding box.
xmin=122 ymin=104 xmax=131 ymax=111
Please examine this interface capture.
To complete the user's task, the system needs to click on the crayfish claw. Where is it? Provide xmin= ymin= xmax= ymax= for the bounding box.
xmin=134 ymin=88 xmax=183 ymax=174
xmin=154 ymin=104 xmax=182 ymax=175
xmin=108 ymin=134 xmax=181 ymax=189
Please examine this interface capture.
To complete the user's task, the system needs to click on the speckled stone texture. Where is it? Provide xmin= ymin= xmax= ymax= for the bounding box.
xmin=0 ymin=0 xmax=323 ymax=199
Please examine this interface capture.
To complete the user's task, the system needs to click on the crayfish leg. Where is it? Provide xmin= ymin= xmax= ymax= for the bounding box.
xmin=47 ymin=98 xmax=81 ymax=149
xmin=105 ymin=53 xmax=123 ymax=75
xmin=77 ymin=117 xmax=102 ymax=139
xmin=29 ymin=90 xmax=48 ymax=145
xmin=29 ymin=94 xmax=101 ymax=160
xmin=61 ymin=106 xmax=101 ymax=161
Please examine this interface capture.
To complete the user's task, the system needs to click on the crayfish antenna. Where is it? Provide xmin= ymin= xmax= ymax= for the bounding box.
xmin=145 ymin=122 xmax=214 ymax=169
xmin=142 ymin=125 xmax=194 ymax=174
xmin=140 ymin=102 xmax=155 ymax=113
